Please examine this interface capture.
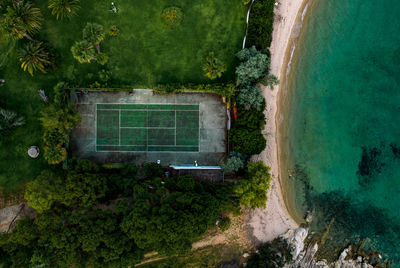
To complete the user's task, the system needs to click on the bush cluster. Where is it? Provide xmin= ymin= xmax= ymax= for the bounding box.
xmin=154 ymin=82 xmax=236 ymax=97
xmin=229 ymin=46 xmax=270 ymax=156
xmin=234 ymin=161 xmax=271 ymax=209
xmin=246 ymin=0 xmax=275 ymax=51
xmin=40 ymin=82 xmax=81 ymax=164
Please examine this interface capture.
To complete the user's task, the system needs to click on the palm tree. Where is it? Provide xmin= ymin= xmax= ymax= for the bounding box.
xmin=83 ymin=23 xmax=105 ymax=54
xmin=48 ymin=0 xmax=80 ymax=20
xmin=0 ymin=109 xmax=25 ymax=136
xmin=1 ymin=1 xmax=43 ymax=42
xmin=18 ymin=42 xmax=52 ymax=76
xmin=71 ymin=40 xmax=96 ymax=63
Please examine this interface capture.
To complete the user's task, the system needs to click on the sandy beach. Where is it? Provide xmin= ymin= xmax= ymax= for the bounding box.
xmin=247 ymin=0 xmax=308 ymax=243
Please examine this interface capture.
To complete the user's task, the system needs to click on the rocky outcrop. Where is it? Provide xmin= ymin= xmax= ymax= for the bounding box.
xmin=282 ymin=227 xmax=377 ymax=268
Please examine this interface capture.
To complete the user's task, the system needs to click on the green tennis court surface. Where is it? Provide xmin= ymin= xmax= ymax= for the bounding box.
xmin=96 ymin=104 xmax=199 ymax=152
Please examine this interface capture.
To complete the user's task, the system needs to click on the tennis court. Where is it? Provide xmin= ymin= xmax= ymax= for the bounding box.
xmin=96 ymin=104 xmax=200 ymax=152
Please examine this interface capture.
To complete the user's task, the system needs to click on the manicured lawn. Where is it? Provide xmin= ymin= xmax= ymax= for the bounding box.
xmin=0 ymin=0 xmax=246 ymax=190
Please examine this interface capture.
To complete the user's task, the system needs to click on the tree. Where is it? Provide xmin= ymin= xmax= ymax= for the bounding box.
xmin=229 ymin=128 xmax=266 ymax=156
xmin=234 ymin=161 xmax=271 ymax=209
xmin=71 ymin=40 xmax=96 ymax=63
xmin=25 ymin=170 xmax=63 ymax=213
xmin=48 ymin=0 xmax=80 ymax=20
xmin=61 ymin=171 xmax=107 ymax=208
xmin=121 ymin=176 xmax=230 ymax=256
xmin=236 ymin=46 xmax=270 ymax=86
xmin=262 ymin=74 xmax=279 ymax=90
xmin=40 ymin=104 xmax=81 ymax=134
xmin=0 ymin=108 xmax=24 ymax=136
xmin=221 ymin=156 xmax=245 ymax=174
xmin=202 ymin=51 xmax=227 ymax=80
xmin=247 ymin=238 xmax=293 ymax=267
xmin=236 ymin=83 xmax=264 ymax=111
xmin=1 ymin=1 xmax=43 ymax=42
xmin=82 ymin=22 xmax=105 ymax=54
xmin=18 ymin=41 xmax=52 ymax=76
xmin=236 ymin=100 xmax=266 ymax=130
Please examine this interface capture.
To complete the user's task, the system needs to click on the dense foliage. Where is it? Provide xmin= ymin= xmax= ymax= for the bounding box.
xmin=121 ymin=175 xmax=237 ymax=256
xmin=154 ymin=82 xmax=236 ymax=97
xmin=202 ymin=51 xmax=227 ymax=80
xmin=246 ymin=238 xmax=293 ymax=267
xmin=229 ymin=128 xmax=266 ymax=156
xmin=0 ymin=160 xmax=240 ymax=266
xmin=221 ymin=155 xmax=245 ymax=174
xmin=234 ymin=161 xmax=271 ymax=209
xmin=246 ymin=0 xmax=275 ymax=51
xmin=40 ymin=82 xmax=81 ymax=164
xmin=236 ymin=46 xmax=269 ymax=87
xmin=235 ymin=100 xmax=266 ymax=130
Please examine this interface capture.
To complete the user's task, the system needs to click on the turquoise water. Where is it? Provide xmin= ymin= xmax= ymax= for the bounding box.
xmin=285 ymin=0 xmax=400 ymax=264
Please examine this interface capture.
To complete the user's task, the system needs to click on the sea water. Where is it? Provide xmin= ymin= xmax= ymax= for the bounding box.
xmin=283 ymin=0 xmax=400 ymax=264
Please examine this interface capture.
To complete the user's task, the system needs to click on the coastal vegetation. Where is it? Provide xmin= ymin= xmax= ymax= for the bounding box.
xmin=246 ymin=0 xmax=275 ymax=51
xmin=234 ymin=161 xmax=271 ymax=209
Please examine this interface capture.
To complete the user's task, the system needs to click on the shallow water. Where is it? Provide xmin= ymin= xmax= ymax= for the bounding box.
xmin=284 ymin=0 xmax=400 ymax=264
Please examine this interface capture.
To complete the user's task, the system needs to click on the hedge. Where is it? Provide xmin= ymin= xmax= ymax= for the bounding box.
xmin=67 ymin=83 xmax=236 ymax=97
xmin=154 ymin=83 xmax=236 ymax=97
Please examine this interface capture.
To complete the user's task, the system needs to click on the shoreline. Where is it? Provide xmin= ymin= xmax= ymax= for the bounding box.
xmin=247 ymin=0 xmax=310 ymax=242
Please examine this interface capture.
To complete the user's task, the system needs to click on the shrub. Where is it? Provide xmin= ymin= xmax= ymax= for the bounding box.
xmin=247 ymin=238 xmax=293 ymax=267
xmin=218 ymin=216 xmax=231 ymax=231
xmin=234 ymin=161 xmax=271 ymax=209
xmin=236 ymin=100 xmax=266 ymax=130
xmin=236 ymin=84 xmax=264 ymax=111
xmin=262 ymin=74 xmax=279 ymax=90
xmin=43 ymin=145 xmax=66 ymax=165
xmin=246 ymin=0 xmax=275 ymax=51
xmin=108 ymin=25 xmax=119 ymax=36
xmin=96 ymin=53 xmax=109 ymax=65
xmin=40 ymin=83 xmax=81 ymax=165
xmin=236 ymin=46 xmax=270 ymax=86
xmin=138 ymin=162 xmax=163 ymax=179
xmin=202 ymin=51 xmax=227 ymax=80
xmin=242 ymin=0 xmax=251 ymax=5
xmin=229 ymin=128 xmax=266 ymax=155
xmin=161 ymin=7 xmax=183 ymax=27
xmin=221 ymin=156 xmax=245 ymax=174
xmin=154 ymin=83 xmax=236 ymax=97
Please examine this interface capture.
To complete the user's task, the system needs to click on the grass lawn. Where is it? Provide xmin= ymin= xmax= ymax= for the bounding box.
xmin=0 ymin=0 xmax=246 ymax=190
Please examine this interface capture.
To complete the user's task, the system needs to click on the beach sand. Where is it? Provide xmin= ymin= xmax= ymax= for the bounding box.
xmin=247 ymin=0 xmax=307 ymax=243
